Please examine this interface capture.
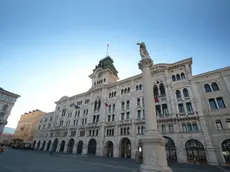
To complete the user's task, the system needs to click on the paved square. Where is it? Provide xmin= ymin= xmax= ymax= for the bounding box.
xmin=0 ymin=149 xmax=228 ymax=172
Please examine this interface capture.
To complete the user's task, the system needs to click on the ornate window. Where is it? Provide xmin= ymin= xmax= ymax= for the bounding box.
xmin=192 ymin=122 xmax=198 ymax=131
xmin=182 ymin=123 xmax=187 ymax=132
xmin=159 ymin=83 xmax=166 ymax=97
xmin=187 ymin=122 xmax=192 ymax=131
xmin=186 ymin=102 xmax=193 ymax=112
xmin=217 ymin=97 xmax=226 ymax=108
xmin=153 ymin=85 xmax=158 ymax=97
xmin=176 ymin=90 xmax=181 ymax=99
xmin=176 ymin=74 xmax=181 ymax=80
xmin=178 ymin=103 xmax=185 ymax=113
xmin=172 ymin=75 xmax=176 ymax=81
xmin=204 ymin=84 xmax=212 ymax=92
xmin=209 ymin=98 xmax=218 ymax=110
xmin=183 ymin=88 xmax=189 ymax=97
xmin=169 ymin=123 xmax=174 ymax=132
xmin=161 ymin=124 xmax=166 ymax=133
xmin=216 ymin=119 xmax=223 ymax=130
xmin=226 ymin=119 xmax=230 ymax=129
xmin=137 ymin=98 xmax=141 ymax=106
xmin=181 ymin=73 xmax=185 ymax=79
xmin=211 ymin=82 xmax=219 ymax=91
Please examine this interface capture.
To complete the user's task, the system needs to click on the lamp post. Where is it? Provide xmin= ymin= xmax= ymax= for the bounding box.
xmin=137 ymin=42 xmax=172 ymax=172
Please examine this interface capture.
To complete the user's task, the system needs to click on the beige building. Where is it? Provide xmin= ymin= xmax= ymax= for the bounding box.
xmin=0 ymin=88 xmax=20 ymax=134
xmin=33 ymin=56 xmax=230 ymax=165
xmin=15 ymin=110 xmax=45 ymax=142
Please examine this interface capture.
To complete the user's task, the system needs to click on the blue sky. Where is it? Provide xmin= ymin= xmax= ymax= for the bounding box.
xmin=1 ymin=0 xmax=230 ymax=128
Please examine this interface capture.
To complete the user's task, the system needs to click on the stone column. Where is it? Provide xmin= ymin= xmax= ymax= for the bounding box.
xmin=138 ymin=57 xmax=172 ymax=172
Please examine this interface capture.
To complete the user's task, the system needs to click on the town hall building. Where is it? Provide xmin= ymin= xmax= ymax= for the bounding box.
xmin=33 ymin=56 xmax=230 ymax=165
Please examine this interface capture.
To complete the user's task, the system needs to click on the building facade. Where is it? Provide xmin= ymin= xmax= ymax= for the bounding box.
xmin=0 ymin=88 xmax=20 ymax=134
xmin=14 ymin=109 xmax=46 ymax=142
xmin=33 ymin=56 xmax=230 ymax=165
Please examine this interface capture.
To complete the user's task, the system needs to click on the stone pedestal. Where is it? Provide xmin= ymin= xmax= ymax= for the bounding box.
xmin=138 ymin=57 xmax=172 ymax=172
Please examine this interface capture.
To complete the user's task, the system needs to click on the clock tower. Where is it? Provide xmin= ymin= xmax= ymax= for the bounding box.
xmin=89 ymin=56 xmax=119 ymax=88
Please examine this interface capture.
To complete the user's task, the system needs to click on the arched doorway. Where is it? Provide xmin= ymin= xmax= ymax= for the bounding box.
xmin=77 ymin=141 xmax=83 ymax=154
xmin=46 ymin=140 xmax=51 ymax=151
xmin=105 ymin=141 xmax=113 ymax=157
xmin=120 ymin=138 xmax=131 ymax=159
xmin=60 ymin=140 xmax=65 ymax=152
xmin=88 ymin=139 xmax=97 ymax=155
xmin=41 ymin=141 xmax=46 ymax=151
xmin=52 ymin=139 xmax=58 ymax=152
xmin=67 ymin=139 xmax=74 ymax=154
xmin=185 ymin=139 xmax=207 ymax=164
xmin=33 ymin=140 xmax=36 ymax=149
xmin=37 ymin=141 xmax=40 ymax=150
xmin=221 ymin=139 xmax=230 ymax=163
xmin=164 ymin=136 xmax=177 ymax=162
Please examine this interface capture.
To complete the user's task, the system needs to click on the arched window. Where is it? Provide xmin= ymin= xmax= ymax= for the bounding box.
xmin=169 ymin=123 xmax=174 ymax=132
xmin=161 ymin=124 xmax=166 ymax=133
xmin=216 ymin=119 xmax=223 ymax=130
xmin=114 ymin=92 xmax=116 ymax=96
xmin=124 ymin=88 xmax=127 ymax=94
xmin=204 ymin=84 xmax=211 ymax=92
xmin=139 ymin=84 xmax=142 ymax=90
xmin=137 ymin=98 xmax=141 ymax=106
xmin=172 ymin=75 xmax=176 ymax=81
xmin=159 ymin=83 xmax=166 ymax=97
xmin=127 ymin=87 xmax=130 ymax=93
xmin=176 ymin=90 xmax=181 ymax=99
xmin=120 ymin=128 xmax=123 ymax=135
xmin=187 ymin=122 xmax=192 ymax=131
xmin=127 ymin=127 xmax=130 ymax=135
xmin=126 ymin=100 xmax=130 ymax=109
xmin=62 ymin=109 xmax=66 ymax=116
xmin=211 ymin=82 xmax=219 ymax=91
xmin=121 ymin=89 xmax=124 ymax=95
xmin=162 ymin=104 xmax=168 ymax=115
xmin=153 ymin=85 xmax=158 ymax=97
xmin=121 ymin=102 xmax=125 ymax=109
xmin=137 ymin=126 xmax=141 ymax=134
xmin=209 ymin=98 xmax=217 ymax=110
xmin=137 ymin=110 xmax=141 ymax=119
xmin=226 ymin=119 xmax=230 ymax=129
xmin=176 ymin=74 xmax=181 ymax=80
xmin=192 ymin=122 xmax=198 ymax=131
xmin=181 ymin=73 xmax=185 ymax=79
xmin=124 ymin=127 xmax=127 ymax=135
xmin=136 ymin=85 xmax=139 ymax=91
xmin=217 ymin=97 xmax=226 ymax=108
xmin=182 ymin=123 xmax=187 ymax=132
xmin=183 ymin=88 xmax=189 ymax=97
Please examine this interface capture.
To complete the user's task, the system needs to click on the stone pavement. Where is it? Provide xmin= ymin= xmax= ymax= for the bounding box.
xmin=0 ymin=149 xmax=229 ymax=172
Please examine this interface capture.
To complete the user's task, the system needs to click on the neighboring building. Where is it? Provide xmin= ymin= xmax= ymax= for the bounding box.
xmin=0 ymin=133 xmax=14 ymax=145
xmin=33 ymin=56 xmax=230 ymax=165
xmin=0 ymin=88 xmax=20 ymax=134
xmin=14 ymin=110 xmax=46 ymax=142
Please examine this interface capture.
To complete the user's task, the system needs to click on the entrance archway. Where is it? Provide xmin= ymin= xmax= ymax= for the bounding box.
xmin=105 ymin=141 xmax=113 ymax=157
xmin=46 ymin=140 xmax=51 ymax=151
xmin=88 ymin=139 xmax=97 ymax=155
xmin=60 ymin=140 xmax=65 ymax=152
xmin=33 ymin=140 xmax=36 ymax=148
xmin=41 ymin=141 xmax=46 ymax=151
xmin=120 ymin=138 xmax=131 ymax=158
xmin=77 ymin=141 xmax=83 ymax=154
xmin=67 ymin=139 xmax=74 ymax=154
xmin=185 ymin=139 xmax=207 ymax=164
xmin=221 ymin=139 xmax=230 ymax=163
xmin=164 ymin=136 xmax=177 ymax=162
xmin=52 ymin=139 xmax=58 ymax=152
xmin=37 ymin=141 xmax=40 ymax=150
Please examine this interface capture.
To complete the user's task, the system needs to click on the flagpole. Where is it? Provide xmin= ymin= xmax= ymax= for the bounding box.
xmin=106 ymin=44 xmax=109 ymax=57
